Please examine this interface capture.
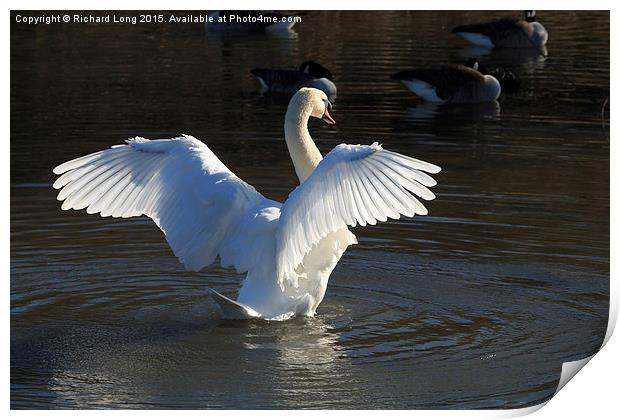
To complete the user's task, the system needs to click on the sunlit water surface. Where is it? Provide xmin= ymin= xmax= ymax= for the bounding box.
xmin=11 ymin=10 xmax=609 ymax=409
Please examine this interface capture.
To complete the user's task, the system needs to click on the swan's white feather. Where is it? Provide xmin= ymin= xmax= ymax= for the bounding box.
xmin=276 ymin=142 xmax=441 ymax=285
xmin=52 ymin=90 xmax=442 ymax=320
xmin=209 ymin=288 xmax=261 ymax=319
xmin=53 ymin=135 xmax=268 ymax=273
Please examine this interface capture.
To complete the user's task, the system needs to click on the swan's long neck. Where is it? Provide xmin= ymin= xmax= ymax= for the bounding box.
xmin=284 ymin=101 xmax=323 ymax=183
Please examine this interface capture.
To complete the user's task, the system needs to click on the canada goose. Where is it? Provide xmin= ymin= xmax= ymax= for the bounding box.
xmin=52 ymin=88 xmax=440 ymax=320
xmin=206 ymin=11 xmax=302 ymax=31
xmin=464 ymin=58 xmax=521 ymax=93
xmin=452 ymin=11 xmax=548 ymax=49
xmin=391 ymin=64 xmax=501 ymax=103
xmin=251 ymin=61 xmax=337 ymax=100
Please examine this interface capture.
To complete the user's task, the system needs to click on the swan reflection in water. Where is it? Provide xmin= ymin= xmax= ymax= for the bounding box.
xmin=245 ymin=315 xmax=345 ymax=369
xmin=43 ymin=313 xmax=346 ymax=408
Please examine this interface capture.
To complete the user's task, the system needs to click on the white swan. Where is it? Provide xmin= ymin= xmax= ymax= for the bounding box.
xmin=52 ymin=88 xmax=441 ymax=321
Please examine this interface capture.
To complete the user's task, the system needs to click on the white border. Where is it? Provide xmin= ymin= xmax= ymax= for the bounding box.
xmin=5 ymin=1 xmax=615 ymax=418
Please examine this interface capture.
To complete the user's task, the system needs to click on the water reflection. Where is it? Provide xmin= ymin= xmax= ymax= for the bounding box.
xmin=272 ymin=317 xmax=343 ymax=369
xmin=403 ymin=100 xmax=501 ymax=123
xmin=34 ymin=315 xmax=346 ymax=408
xmin=206 ymin=27 xmax=299 ymax=41
xmin=459 ymin=46 xmax=548 ymax=74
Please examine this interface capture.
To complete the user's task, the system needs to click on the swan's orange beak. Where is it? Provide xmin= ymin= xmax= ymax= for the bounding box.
xmin=322 ymin=108 xmax=336 ymax=125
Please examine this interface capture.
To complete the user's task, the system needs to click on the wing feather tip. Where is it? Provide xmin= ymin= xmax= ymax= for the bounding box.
xmin=428 ymin=164 xmax=442 ymax=174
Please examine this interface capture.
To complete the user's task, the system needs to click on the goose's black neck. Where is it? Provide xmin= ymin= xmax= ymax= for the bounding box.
xmin=525 ymin=10 xmax=537 ymax=23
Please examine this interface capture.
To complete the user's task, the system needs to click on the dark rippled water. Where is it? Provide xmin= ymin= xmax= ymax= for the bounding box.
xmin=11 ymin=10 xmax=609 ymax=409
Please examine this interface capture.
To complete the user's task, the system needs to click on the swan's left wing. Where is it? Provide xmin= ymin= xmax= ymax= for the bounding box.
xmin=52 ymin=135 xmax=267 ymax=273
xmin=276 ymin=142 xmax=440 ymax=286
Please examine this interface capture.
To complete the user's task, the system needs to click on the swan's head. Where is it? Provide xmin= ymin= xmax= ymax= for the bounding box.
xmin=289 ymin=87 xmax=335 ymax=125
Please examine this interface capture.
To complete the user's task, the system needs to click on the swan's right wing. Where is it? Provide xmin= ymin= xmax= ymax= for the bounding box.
xmin=276 ymin=142 xmax=441 ymax=286
xmin=53 ymin=135 xmax=267 ymax=272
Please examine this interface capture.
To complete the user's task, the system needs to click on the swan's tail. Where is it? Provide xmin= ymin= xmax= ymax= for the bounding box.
xmin=208 ymin=288 xmax=261 ymax=319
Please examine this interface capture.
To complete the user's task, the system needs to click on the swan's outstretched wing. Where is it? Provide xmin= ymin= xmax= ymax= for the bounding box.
xmin=276 ymin=142 xmax=440 ymax=285
xmin=53 ymin=135 xmax=266 ymax=272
